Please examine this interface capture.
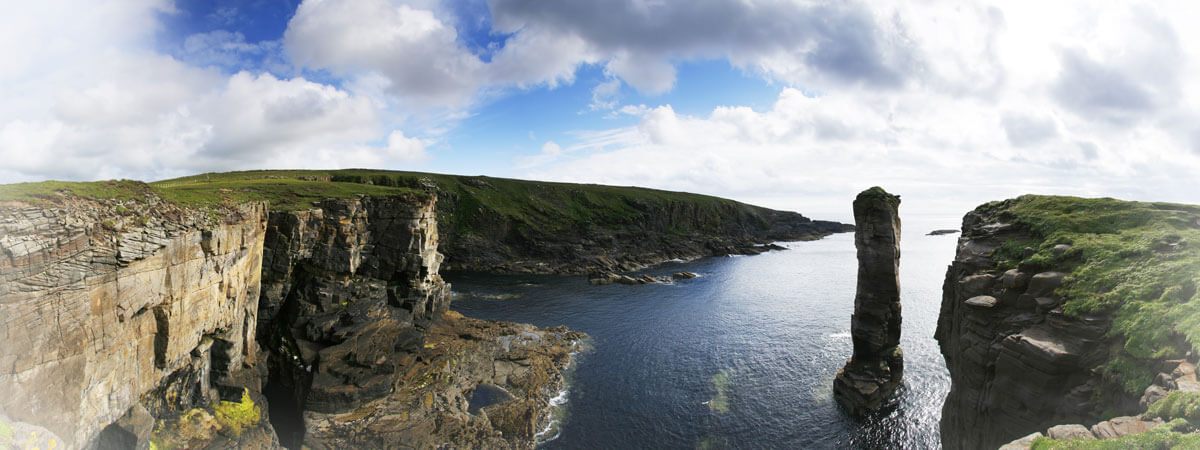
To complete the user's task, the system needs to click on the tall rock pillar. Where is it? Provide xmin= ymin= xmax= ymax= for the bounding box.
xmin=833 ymin=186 xmax=904 ymax=417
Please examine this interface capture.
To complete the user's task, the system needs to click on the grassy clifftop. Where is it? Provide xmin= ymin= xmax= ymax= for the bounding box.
xmin=1 ymin=169 xmax=849 ymax=273
xmin=982 ymin=195 xmax=1200 ymax=393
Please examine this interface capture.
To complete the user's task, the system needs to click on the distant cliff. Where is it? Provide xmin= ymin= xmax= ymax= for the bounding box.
xmin=154 ymin=170 xmax=854 ymax=275
xmin=937 ymin=196 xmax=1200 ymax=449
xmin=0 ymin=170 xmax=838 ymax=449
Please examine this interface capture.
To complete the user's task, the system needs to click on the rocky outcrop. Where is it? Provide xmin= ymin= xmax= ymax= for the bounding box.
xmin=997 ymin=360 xmax=1200 ymax=448
xmin=833 ymin=187 xmax=904 ymax=417
xmin=300 ymin=310 xmax=584 ymax=449
xmin=328 ymin=174 xmax=854 ymax=275
xmin=0 ymin=194 xmax=271 ymax=449
xmin=936 ymin=201 xmax=1129 ymax=449
xmin=258 ymin=195 xmax=583 ymax=448
xmin=258 ymin=195 xmax=450 ymax=446
xmin=0 ymin=188 xmax=583 ymax=450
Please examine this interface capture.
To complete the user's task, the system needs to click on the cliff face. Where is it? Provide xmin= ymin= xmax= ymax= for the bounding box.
xmin=257 ymin=195 xmax=583 ymax=448
xmin=432 ymin=184 xmax=854 ymax=275
xmin=935 ymin=196 xmax=1200 ymax=449
xmin=0 ymin=195 xmax=270 ymax=449
xmin=0 ymin=187 xmax=584 ymax=450
xmin=834 ymin=187 xmax=904 ymax=417
xmin=258 ymin=195 xmax=450 ymax=446
xmin=290 ymin=171 xmax=854 ymax=275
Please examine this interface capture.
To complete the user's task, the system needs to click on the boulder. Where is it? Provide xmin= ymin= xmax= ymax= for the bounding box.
xmin=965 ymin=295 xmax=998 ymax=308
xmin=1046 ymin=424 xmax=1095 ymax=440
xmin=1090 ymin=416 xmax=1163 ymax=439
xmin=998 ymin=432 xmax=1043 ymax=450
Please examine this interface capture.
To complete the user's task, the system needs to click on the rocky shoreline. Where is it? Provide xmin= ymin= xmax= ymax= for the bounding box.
xmin=0 ymin=190 xmax=586 ymax=450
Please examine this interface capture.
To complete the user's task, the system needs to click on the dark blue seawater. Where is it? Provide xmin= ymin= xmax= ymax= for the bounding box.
xmin=449 ymin=218 xmax=958 ymax=449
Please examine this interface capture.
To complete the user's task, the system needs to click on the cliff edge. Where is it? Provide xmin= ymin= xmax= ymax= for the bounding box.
xmin=937 ymin=195 xmax=1200 ymax=449
xmin=0 ymin=180 xmax=584 ymax=449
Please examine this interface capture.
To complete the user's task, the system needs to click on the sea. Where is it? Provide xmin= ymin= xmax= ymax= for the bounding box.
xmin=449 ymin=216 xmax=962 ymax=449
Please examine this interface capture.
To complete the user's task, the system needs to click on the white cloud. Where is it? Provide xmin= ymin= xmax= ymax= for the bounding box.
xmin=284 ymin=0 xmax=485 ymax=108
xmin=502 ymin=1 xmax=1200 ymax=218
xmin=0 ymin=1 xmax=432 ymax=183
xmin=523 ymin=83 xmax=1200 ymax=220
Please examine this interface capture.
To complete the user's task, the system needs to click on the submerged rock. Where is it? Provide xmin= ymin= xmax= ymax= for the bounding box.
xmin=833 ymin=187 xmax=904 ymax=417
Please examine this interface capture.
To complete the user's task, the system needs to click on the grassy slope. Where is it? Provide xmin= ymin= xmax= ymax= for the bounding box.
xmin=150 ymin=170 xmax=803 ymax=241
xmin=984 ymin=195 xmax=1200 ymax=394
xmin=0 ymin=168 xmax=807 ymax=240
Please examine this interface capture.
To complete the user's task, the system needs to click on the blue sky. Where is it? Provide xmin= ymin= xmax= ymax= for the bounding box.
xmin=4 ymin=1 xmax=1200 ymax=220
xmin=155 ymin=0 xmax=784 ymax=177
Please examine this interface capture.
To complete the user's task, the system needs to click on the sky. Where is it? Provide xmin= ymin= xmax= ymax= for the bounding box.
xmin=3 ymin=0 xmax=1200 ymax=222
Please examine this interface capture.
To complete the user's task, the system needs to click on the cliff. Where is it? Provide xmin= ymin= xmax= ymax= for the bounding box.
xmin=153 ymin=170 xmax=854 ymax=274
xmin=257 ymin=195 xmax=582 ymax=448
xmin=0 ymin=180 xmax=584 ymax=449
xmin=0 ymin=184 xmax=272 ymax=449
xmin=833 ymin=187 xmax=904 ymax=416
xmin=937 ymin=196 xmax=1200 ymax=449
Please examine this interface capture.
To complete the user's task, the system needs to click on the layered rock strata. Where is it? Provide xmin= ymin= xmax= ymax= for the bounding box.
xmin=0 ymin=190 xmax=583 ymax=450
xmin=833 ymin=187 xmax=904 ymax=417
xmin=0 ymin=194 xmax=271 ymax=449
xmin=936 ymin=202 xmax=1130 ymax=449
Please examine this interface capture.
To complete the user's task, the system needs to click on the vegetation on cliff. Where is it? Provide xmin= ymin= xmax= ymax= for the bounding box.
xmin=151 ymin=390 xmax=262 ymax=449
xmin=1030 ymin=419 xmax=1200 ymax=449
xmin=2 ymin=169 xmax=848 ymax=273
xmin=981 ymin=195 xmax=1200 ymax=394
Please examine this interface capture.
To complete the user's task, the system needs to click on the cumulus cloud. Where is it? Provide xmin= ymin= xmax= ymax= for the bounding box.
xmin=523 ymin=82 xmax=1200 ymax=219
xmin=285 ymin=0 xmax=485 ymax=108
xmin=0 ymin=1 xmax=428 ymax=183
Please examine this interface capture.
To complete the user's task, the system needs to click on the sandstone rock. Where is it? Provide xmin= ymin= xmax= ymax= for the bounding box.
xmin=833 ymin=187 xmax=903 ymax=417
xmin=1026 ymin=271 xmax=1066 ymax=297
xmin=1000 ymin=269 xmax=1031 ymax=291
xmin=936 ymin=202 xmax=1118 ymax=449
xmin=965 ymin=295 xmax=998 ymax=308
xmin=998 ymin=432 xmax=1042 ymax=450
xmin=1046 ymin=424 xmax=1095 ymax=440
xmin=0 ymin=195 xmax=269 ymax=449
xmin=1090 ymin=416 xmax=1162 ymax=439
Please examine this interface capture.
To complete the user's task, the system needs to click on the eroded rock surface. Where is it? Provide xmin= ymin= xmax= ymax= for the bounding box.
xmin=0 ymin=194 xmax=270 ymax=449
xmin=259 ymin=195 xmax=581 ymax=449
xmin=936 ymin=201 xmax=1129 ymax=449
xmin=1 ymin=191 xmax=582 ymax=450
xmin=301 ymin=311 xmax=584 ymax=449
xmin=833 ymin=187 xmax=904 ymax=417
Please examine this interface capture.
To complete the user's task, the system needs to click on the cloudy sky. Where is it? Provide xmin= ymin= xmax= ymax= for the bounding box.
xmin=3 ymin=0 xmax=1199 ymax=221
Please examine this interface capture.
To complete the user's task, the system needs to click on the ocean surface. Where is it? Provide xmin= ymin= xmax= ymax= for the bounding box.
xmin=449 ymin=217 xmax=961 ymax=449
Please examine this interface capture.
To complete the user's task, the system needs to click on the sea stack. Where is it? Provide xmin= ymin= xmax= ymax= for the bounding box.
xmin=833 ymin=186 xmax=904 ymax=417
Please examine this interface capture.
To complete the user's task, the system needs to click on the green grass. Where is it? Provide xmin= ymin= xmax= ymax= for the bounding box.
xmin=1 ymin=170 xmax=797 ymax=244
xmin=981 ymin=195 xmax=1200 ymax=394
xmin=1030 ymin=419 xmax=1200 ymax=449
xmin=0 ymin=179 xmax=153 ymax=203
xmin=1149 ymin=392 xmax=1200 ymax=423
xmin=152 ymin=175 xmax=422 ymax=211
